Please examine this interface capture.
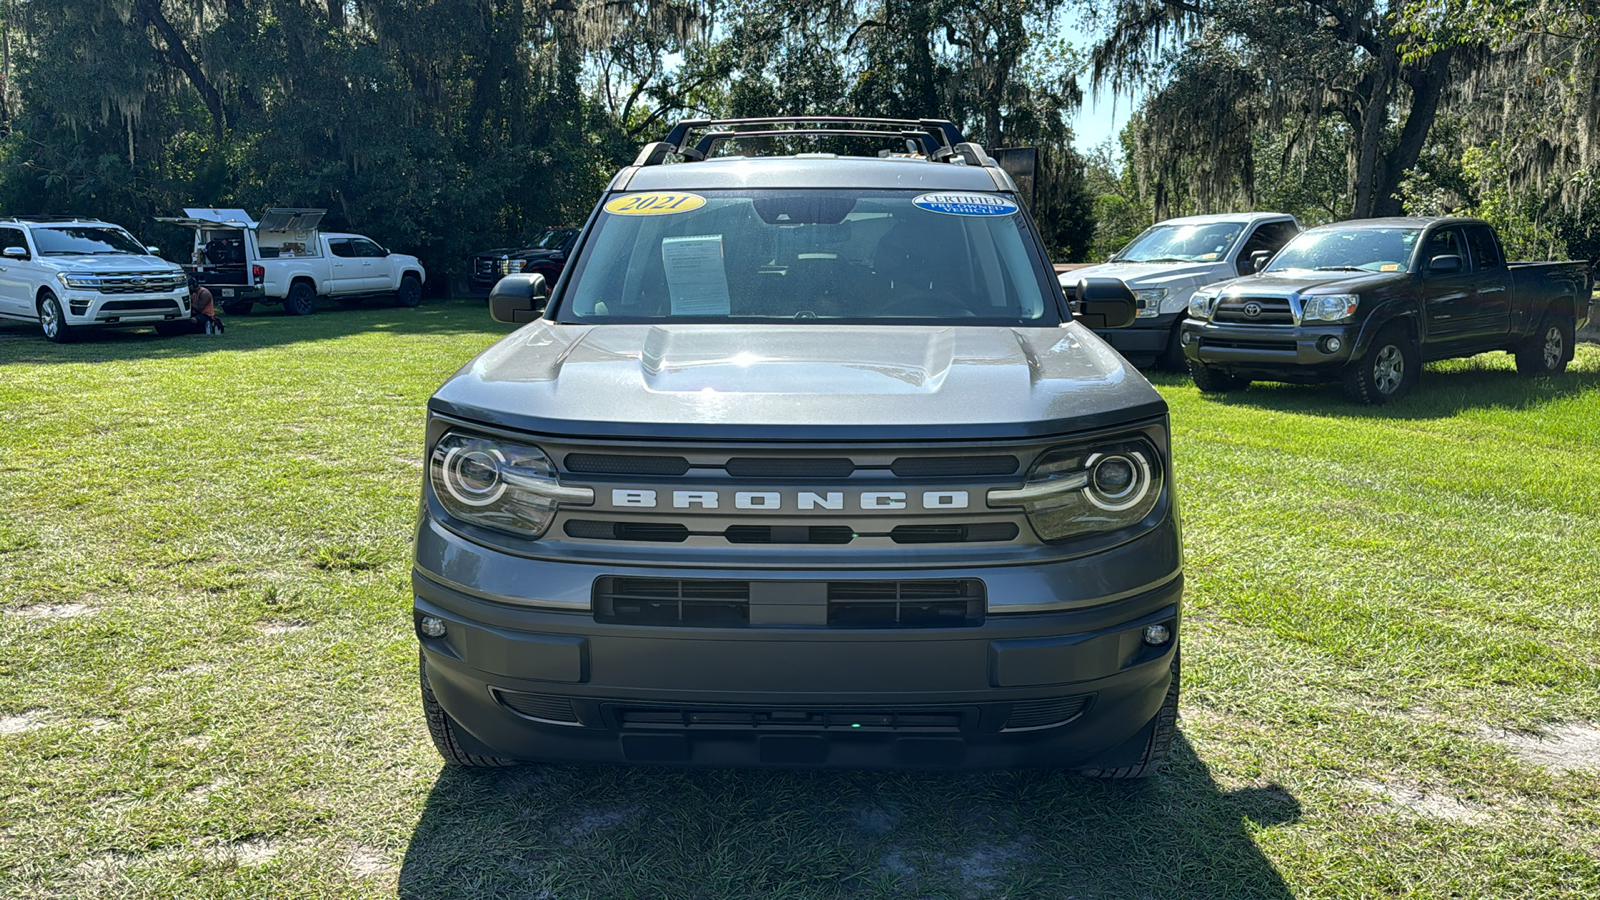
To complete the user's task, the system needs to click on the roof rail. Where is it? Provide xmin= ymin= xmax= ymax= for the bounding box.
xmin=636 ymin=117 xmax=992 ymax=168
xmin=0 ymin=214 xmax=106 ymax=224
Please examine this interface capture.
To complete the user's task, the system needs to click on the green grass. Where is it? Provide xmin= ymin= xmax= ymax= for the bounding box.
xmin=1 ymin=303 xmax=1598 ymax=898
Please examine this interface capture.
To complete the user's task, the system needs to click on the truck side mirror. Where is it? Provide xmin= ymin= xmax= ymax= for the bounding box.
xmin=1428 ymin=254 xmax=1463 ymax=275
xmin=2 ymin=246 xmax=27 ymax=260
xmin=1073 ymin=277 xmax=1138 ymax=329
xmin=489 ymin=272 xmax=549 ymax=324
xmin=146 ymin=245 xmax=162 ymax=255
xmin=1248 ymin=250 xmax=1273 ymax=273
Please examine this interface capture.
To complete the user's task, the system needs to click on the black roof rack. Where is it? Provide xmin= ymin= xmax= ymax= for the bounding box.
xmin=0 ymin=215 xmax=108 ymax=224
xmin=635 ymin=117 xmax=992 ymax=168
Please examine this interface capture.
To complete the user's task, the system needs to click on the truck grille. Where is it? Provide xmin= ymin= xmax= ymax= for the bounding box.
xmin=615 ymin=705 xmax=966 ymax=732
xmin=473 ymin=256 xmax=497 ymax=276
xmin=564 ymin=520 xmax=1019 ymax=545
xmin=561 ymin=453 xmax=1018 ymax=479
xmin=89 ymin=273 xmax=187 ymax=294
xmin=1213 ymin=295 xmax=1294 ymax=325
xmin=592 ymin=576 xmax=986 ymax=628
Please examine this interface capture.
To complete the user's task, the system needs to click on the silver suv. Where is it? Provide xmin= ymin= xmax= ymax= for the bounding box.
xmin=412 ymin=118 xmax=1181 ymax=775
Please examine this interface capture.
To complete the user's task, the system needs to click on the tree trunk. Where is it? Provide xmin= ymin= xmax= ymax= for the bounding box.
xmin=1371 ymin=49 xmax=1453 ymax=216
xmin=1350 ymin=48 xmax=1395 ymax=217
xmin=136 ymin=0 xmax=226 ymax=140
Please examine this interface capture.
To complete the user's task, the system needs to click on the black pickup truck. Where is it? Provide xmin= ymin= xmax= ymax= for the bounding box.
xmin=1181 ymin=217 xmax=1591 ymax=403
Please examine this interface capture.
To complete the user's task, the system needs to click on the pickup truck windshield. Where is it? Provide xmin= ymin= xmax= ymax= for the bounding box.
xmin=1265 ymin=227 xmax=1421 ymax=273
xmin=558 ymin=189 xmax=1058 ymax=325
xmin=34 ymin=227 xmax=147 ymax=256
xmin=1113 ymin=222 xmax=1244 ymax=263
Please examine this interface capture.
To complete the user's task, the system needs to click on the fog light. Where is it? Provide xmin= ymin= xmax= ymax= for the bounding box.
xmin=1320 ymin=336 xmax=1342 ymax=354
xmin=1180 ymin=331 xmax=1193 ymax=346
xmin=1142 ymin=623 xmax=1171 ymax=646
xmin=419 ymin=615 xmax=448 ymax=638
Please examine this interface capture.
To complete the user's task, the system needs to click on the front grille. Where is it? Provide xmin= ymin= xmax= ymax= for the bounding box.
xmin=725 ymin=457 xmax=855 ymax=479
xmin=889 ymin=523 xmax=1019 ymax=544
xmin=564 ymin=520 xmax=690 ymax=542
xmin=565 ymin=453 xmax=691 ymax=476
xmin=724 ymin=525 xmax=855 ymax=544
xmin=1002 ymin=695 xmax=1094 ymax=731
xmin=616 ymin=706 xmax=964 ymax=732
xmin=890 ymin=456 xmax=1018 ymax=477
xmin=828 ymin=579 xmax=985 ymax=627
xmin=473 ymin=257 xmax=497 ymax=275
xmin=494 ymin=690 xmax=580 ymax=724
xmin=1213 ymin=296 xmax=1295 ymax=325
xmin=1201 ymin=338 xmax=1295 ymax=353
xmin=593 ymin=576 xmax=986 ymax=628
xmin=101 ymin=299 xmax=182 ymax=312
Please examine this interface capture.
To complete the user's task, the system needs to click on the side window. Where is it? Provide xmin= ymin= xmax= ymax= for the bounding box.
xmin=1423 ymin=228 xmax=1468 ymax=270
xmin=328 ymin=239 xmax=355 ymax=258
xmin=0 ymin=227 xmax=28 ymax=257
xmin=354 ymin=239 xmax=386 ymax=258
xmin=1467 ymin=226 xmax=1503 ymax=270
xmin=1238 ymin=222 xmax=1293 ymax=274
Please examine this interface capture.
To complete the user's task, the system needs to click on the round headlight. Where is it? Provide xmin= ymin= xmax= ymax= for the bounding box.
xmin=429 ymin=432 xmax=592 ymax=539
xmin=442 ymin=445 xmax=507 ymax=506
xmin=1085 ymin=452 xmax=1153 ymax=511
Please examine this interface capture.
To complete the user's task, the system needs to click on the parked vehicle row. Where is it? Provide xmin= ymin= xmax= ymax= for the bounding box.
xmin=1065 ymin=213 xmax=1592 ymax=403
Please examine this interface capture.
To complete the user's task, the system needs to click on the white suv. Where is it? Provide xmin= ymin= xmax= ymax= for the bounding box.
xmin=0 ymin=217 xmax=189 ymax=343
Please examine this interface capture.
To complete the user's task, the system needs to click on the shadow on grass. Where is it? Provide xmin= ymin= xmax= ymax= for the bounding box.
xmin=1147 ymin=357 xmax=1600 ymax=419
xmin=0 ymin=298 xmax=509 ymax=366
xmin=399 ymin=735 xmax=1299 ymax=899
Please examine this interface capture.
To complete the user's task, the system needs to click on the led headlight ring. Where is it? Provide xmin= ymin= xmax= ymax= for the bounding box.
xmin=1083 ymin=451 xmax=1153 ymax=512
xmin=442 ymin=445 xmax=507 ymax=507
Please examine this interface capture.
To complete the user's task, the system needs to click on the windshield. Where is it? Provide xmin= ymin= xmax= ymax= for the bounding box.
xmin=1113 ymin=222 xmax=1245 ymax=263
xmin=557 ymin=189 xmax=1058 ymax=325
xmin=1265 ymin=228 xmax=1421 ymax=273
xmin=535 ymin=229 xmax=573 ymax=250
xmin=33 ymin=226 xmax=148 ymax=256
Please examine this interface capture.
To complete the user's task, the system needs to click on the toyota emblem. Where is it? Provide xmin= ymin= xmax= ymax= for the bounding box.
xmin=131 ymin=277 xmax=147 ymax=285
xmin=1243 ymin=301 xmax=1263 ymax=318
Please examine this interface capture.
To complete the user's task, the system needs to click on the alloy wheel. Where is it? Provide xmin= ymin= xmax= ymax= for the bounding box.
xmin=1373 ymin=344 xmax=1404 ymax=395
xmin=1543 ymin=326 xmax=1563 ymax=371
xmin=40 ymin=299 xmax=59 ymax=339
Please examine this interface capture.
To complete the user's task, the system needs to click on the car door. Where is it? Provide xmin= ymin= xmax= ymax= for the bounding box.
xmin=351 ymin=238 xmax=391 ymax=292
xmin=1234 ymin=220 xmax=1298 ymax=276
xmin=1463 ymin=224 xmax=1512 ymax=344
xmin=1419 ymin=226 xmax=1479 ymax=352
xmin=326 ymin=238 xmax=360 ymax=294
xmin=0 ymin=226 xmax=32 ymax=318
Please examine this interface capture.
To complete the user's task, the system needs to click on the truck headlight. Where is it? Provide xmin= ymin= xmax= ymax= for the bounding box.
xmin=429 ymin=432 xmax=593 ymax=538
xmin=1133 ymin=288 xmax=1168 ymax=318
xmin=987 ymin=438 xmax=1164 ymax=542
xmin=1188 ymin=289 xmax=1218 ymax=320
xmin=57 ymin=272 xmax=101 ymax=289
xmin=1301 ymin=294 xmax=1359 ymax=322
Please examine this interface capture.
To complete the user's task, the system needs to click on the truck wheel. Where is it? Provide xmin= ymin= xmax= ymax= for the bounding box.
xmin=38 ymin=291 xmax=74 ymax=343
xmin=221 ymin=300 xmax=253 ymax=316
xmin=1157 ymin=320 xmax=1188 ymax=373
xmin=394 ymin=274 xmax=423 ymax=308
xmin=1188 ymin=361 xmax=1249 ymax=393
xmin=1341 ymin=326 xmax=1416 ymax=404
xmin=1081 ymin=654 xmax=1179 ymax=779
xmin=419 ymin=651 xmax=521 ymax=768
xmin=284 ymin=282 xmax=317 ymax=316
xmin=1514 ymin=313 xmax=1573 ymax=377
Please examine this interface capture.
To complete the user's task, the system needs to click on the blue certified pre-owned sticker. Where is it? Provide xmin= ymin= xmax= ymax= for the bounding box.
xmin=912 ymin=192 xmax=1020 ymax=216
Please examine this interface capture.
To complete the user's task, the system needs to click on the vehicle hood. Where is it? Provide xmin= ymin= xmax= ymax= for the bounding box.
xmin=1225 ymin=270 xmax=1409 ymax=295
xmin=472 ymin=248 xmax=561 ymax=260
xmin=1060 ymin=261 xmax=1225 ymax=289
xmin=36 ymin=255 xmax=182 ymax=273
xmin=430 ymin=323 xmax=1167 ymax=440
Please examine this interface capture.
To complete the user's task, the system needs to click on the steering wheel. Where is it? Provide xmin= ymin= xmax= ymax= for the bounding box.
xmin=880 ymin=290 xmax=978 ymax=318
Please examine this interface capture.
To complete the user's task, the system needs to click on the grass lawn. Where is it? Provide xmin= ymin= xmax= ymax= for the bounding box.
xmin=1 ymin=301 xmax=1598 ymax=899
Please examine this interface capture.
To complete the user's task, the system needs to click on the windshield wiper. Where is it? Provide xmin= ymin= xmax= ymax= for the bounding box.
xmin=1312 ymin=266 xmax=1366 ymax=272
xmin=1122 ymin=257 xmax=1190 ymax=264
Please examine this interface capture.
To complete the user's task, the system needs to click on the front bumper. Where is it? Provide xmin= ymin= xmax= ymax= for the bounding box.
xmin=1182 ymin=319 xmax=1361 ymax=382
xmin=61 ymin=289 xmax=190 ymax=326
xmin=412 ymin=527 xmax=1182 ymax=770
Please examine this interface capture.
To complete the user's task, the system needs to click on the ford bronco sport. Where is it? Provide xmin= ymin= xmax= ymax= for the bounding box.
xmin=412 ymin=118 xmax=1182 ymax=775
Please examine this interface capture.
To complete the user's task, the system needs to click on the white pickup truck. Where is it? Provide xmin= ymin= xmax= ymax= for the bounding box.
xmin=156 ymin=208 xmax=425 ymax=315
xmin=1061 ymin=212 xmax=1300 ymax=370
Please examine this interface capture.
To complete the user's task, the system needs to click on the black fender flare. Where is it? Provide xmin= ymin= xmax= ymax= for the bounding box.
xmin=1350 ymin=306 xmax=1421 ymax=360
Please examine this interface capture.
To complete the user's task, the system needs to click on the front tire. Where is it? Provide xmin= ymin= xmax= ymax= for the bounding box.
xmin=1514 ymin=313 xmax=1573 ymax=377
xmin=1188 ymin=361 xmax=1250 ymax=393
xmin=38 ymin=291 xmax=74 ymax=343
xmin=419 ymin=651 xmax=522 ymax=768
xmin=1341 ymin=325 xmax=1417 ymax=404
xmin=394 ymin=274 xmax=423 ymax=308
xmin=284 ymin=282 xmax=317 ymax=316
xmin=1081 ymin=655 xmax=1179 ymax=779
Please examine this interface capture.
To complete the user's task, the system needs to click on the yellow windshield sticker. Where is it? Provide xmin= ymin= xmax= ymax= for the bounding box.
xmin=604 ymin=192 xmax=706 ymax=216
xmin=1380 ymin=264 xmax=1400 ymax=271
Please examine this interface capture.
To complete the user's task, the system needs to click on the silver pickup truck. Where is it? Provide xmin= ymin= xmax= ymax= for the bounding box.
xmin=411 ymin=117 xmax=1183 ymax=775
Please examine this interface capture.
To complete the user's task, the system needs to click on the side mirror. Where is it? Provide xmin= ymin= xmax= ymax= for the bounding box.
xmin=489 ymin=272 xmax=549 ymax=324
xmin=1248 ymin=250 xmax=1273 ymax=273
xmin=1072 ymin=277 xmax=1138 ymax=329
xmin=2 ymin=246 xmax=27 ymax=260
xmin=1428 ymin=254 xmax=1463 ymax=275
xmin=146 ymin=245 xmax=162 ymax=255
